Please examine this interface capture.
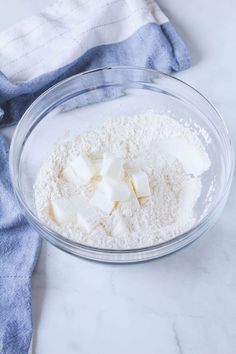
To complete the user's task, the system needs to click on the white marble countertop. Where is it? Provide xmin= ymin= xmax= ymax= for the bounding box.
xmin=1 ymin=1 xmax=236 ymax=353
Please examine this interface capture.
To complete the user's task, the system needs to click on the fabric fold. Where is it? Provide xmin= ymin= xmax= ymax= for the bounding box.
xmin=0 ymin=134 xmax=41 ymax=354
xmin=0 ymin=0 xmax=191 ymax=127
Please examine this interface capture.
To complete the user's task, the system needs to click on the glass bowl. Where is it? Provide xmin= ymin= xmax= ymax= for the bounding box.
xmin=9 ymin=66 xmax=234 ymax=263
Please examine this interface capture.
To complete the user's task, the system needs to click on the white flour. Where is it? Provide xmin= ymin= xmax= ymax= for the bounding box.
xmin=34 ymin=112 xmax=210 ymax=249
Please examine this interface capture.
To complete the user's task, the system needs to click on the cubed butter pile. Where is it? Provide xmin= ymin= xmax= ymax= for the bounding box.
xmin=51 ymin=153 xmax=151 ymax=233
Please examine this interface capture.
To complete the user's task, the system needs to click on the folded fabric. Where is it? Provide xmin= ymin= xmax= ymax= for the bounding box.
xmin=0 ymin=0 xmax=191 ymax=127
xmin=0 ymin=135 xmax=41 ymax=354
xmin=0 ymin=0 xmax=191 ymax=353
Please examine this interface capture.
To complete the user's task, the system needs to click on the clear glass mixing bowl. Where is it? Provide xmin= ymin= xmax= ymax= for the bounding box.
xmin=9 ymin=67 xmax=234 ymax=263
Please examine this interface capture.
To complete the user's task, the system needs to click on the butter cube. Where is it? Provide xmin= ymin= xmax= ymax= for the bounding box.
xmin=131 ymin=171 xmax=151 ymax=198
xmin=101 ymin=153 xmax=124 ymax=180
xmin=51 ymin=195 xmax=83 ymax=224
xmin=103 ymin=152 xmax=114 ymax=159
xmin=93 ymin=159 xmax=103 ymax=176
xmin=99 ymin=179 xmax=130 ymax=202
xmin=76 ymin=199 xmax=99 ymax=233
xmin=90 ymin=190 xmax=115 ymax=215
xmin=51 ymin=195 xmax=98 ymax=232
xmin=51 ymin=196 xmax=77 ymax=224
xmin=128 ymin=180 xmax=140 ymax=208
xmin=70 ymin=154 xmax=95 ymax=183
xmin=62 ymin=165 xmax=79 ymax=184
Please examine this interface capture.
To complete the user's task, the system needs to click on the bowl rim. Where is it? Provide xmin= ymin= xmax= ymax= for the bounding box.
xmin=9 ymin=65 xmax=235 ymax=254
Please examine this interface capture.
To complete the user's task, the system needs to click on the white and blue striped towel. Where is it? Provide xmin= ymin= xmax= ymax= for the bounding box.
xmin=0 ymin=1 xmax=191 ymax=353
xmin=0 ymin=0 xmax=191 ymax=126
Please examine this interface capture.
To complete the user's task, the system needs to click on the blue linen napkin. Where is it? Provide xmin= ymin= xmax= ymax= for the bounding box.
xmin=0 ymin=135 xmax=41 ymax=354
xmin=0 ymin=0 xmax=191 ymax=353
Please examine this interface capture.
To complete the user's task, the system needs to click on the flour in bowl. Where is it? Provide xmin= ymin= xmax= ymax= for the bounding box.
xmin=34 ymin=112 xmax=210 ymax=249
